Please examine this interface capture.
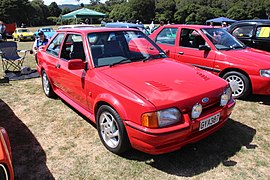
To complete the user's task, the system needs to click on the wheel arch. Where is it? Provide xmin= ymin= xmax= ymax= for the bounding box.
xmin=94 ymin=94 xmax=128 ymax=122
xmin=219 ymin=68 xmax=253 ymax=93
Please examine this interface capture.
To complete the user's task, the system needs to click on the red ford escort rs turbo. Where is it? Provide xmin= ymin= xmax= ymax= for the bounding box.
xmin=37 ymin=27 xmax=235 ymax=154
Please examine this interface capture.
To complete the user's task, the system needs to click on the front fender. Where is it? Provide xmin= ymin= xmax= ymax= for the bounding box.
xmin=94 ymin=93 xmax=128 ymax=122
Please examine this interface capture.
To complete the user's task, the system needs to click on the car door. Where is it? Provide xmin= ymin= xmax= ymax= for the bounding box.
xmin=173 ymin=28 xmax=216 ymax=72
xmin=57 ymin=33 xmax=88 ymax=109
xmin=45 ymin=33 xmax=65 ymax=88
xmin=154 ymin=27 xmax=178 ymax=59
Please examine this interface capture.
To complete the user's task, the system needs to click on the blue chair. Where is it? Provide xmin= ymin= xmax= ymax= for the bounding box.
xmin=0 ymin=42 xmax=27 ymax=72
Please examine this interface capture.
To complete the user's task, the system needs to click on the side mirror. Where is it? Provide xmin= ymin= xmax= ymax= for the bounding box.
xmin=164 ymin=49 xmax=170 ymax=56
xmin=199 ymin=45 xmax=211 ymax=51
xmin=68 ymin=59 xmax=86 ymax=70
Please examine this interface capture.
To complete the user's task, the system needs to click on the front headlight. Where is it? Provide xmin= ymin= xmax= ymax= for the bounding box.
xmin=260 ymin=69 xmax=270 ymax=77
xmin=141 ymin=108 xmax=181 ymax=128
xmin=220 ymin=87 xmax=232 ymax=106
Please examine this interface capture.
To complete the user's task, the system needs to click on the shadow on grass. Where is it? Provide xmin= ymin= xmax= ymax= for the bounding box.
xmin=244 ymin=94 xmax=270 ymax=105
xmin=0 ymin=99 xmax=54 ymax=179
xmin=122 ymin=118 xmax=256 ymax=177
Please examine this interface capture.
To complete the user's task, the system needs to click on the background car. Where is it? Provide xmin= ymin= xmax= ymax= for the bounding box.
xmin=12 ymin=28 xmax=35 ymax=41
xmin=36 ymin=27 xmax=235 ymax=155
xmin=58 ymin=24 xmax=95 ymax=30
xmin=105 ymin=22 xmax=150 ymax=35
xmin=0 ymin=127 xmax=14 ymax=180
xmin=228 ymin=19 xmax=270 ymax=52
xmin=149 ymin=24 xmax=270 ymax=99
xmin=34 ymin=27 xmax=56 ymax=39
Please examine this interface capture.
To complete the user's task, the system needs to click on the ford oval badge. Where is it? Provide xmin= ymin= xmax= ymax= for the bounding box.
xmin=202 ymin=97 xmax=209 ymax=103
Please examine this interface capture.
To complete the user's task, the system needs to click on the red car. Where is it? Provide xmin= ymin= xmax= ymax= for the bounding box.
xmin=0 ymin=127 xmax=14 ymax=180
xmin=37 ymin=27 xmax=235 ymax=154
xmin=149 ymin=25 xmax=270 ymax=99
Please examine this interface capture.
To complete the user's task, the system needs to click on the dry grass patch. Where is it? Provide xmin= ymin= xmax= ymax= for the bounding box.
xmin=0 ymin=40 xmax=269 ymax=179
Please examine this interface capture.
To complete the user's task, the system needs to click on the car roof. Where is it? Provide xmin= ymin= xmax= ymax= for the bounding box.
xmin=105 ymin=22 xmax=144 ymax=28
xmin=56 ymin=27 xmax=140 ymax=33
xmin=159 ymin=24 xmax=214 ymax=29
xmin=230 ymin=19 xmax=270 ymax=27
xmin=58 ymin=24 xmax=95 ymax=29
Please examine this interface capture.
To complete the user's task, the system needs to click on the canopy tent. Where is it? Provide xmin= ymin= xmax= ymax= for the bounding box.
xmin=206 ymin=17 xmax=237 ymax=24
xmin=61 ymin=8 xmax=106 ymax=24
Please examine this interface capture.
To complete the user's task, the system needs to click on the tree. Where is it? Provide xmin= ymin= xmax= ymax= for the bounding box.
xmin=61 ymin=7 xmax=72 ymax=15
xmin=127 ymin=0 xmax=155 ymax=23
xmin=155 ymin=0 xmax=176 ymax=23
xmin=48 ymin=2 xmax=62 ymax=17
xmin=0 ymin=0 xmax=33 ymax=24
xmin=90 ymin=0 xmax=101 ymax=6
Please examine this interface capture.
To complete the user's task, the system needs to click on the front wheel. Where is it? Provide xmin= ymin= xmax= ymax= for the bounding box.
xmin=223 ymin=71 xmax=251 ymax=99
xmin=41 ymin=70 xmax=56 ymax=98
xmin=97 ymin=105 xmax=131 ymax=154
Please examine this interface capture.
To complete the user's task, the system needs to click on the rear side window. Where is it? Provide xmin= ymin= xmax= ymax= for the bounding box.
xmin=46 ymin=33 xmax=65 ymax=57
xmin=255 ymin=26 xmax=270 ymax=39
xmin=232 ymin=26 xmax=253 ymax=38
xmin=155 ymin=28 xmax=178 ymax=45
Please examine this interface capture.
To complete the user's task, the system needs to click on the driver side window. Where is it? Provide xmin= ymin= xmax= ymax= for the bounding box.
xmin=180 ymin=29 xmax=206 ymax=49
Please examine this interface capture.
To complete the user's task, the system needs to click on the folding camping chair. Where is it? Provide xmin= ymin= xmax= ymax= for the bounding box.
xmin=0 ymin=41 xmax=27 ymax=72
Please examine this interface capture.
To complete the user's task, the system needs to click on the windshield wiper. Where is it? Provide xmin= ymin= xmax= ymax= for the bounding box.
xmin=109 ymin=59 xmax=132 ymax=67
xmin=142 ymin=53 xmax=165 ymax=62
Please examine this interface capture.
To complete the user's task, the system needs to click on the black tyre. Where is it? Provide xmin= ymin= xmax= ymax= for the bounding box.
xmin=97 ymin=105 xmax=131 ymax=154
xmin=13 ymin=36 xmax=16 ymax=41
xmin=222 ymin=71 xmax=251 ymax=99
xmin=41 ymin=70 xmax=56 ymax=98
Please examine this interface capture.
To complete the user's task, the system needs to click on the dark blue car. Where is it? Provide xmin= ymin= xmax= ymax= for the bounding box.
xmin=105 ymin=22 xmax=150 ymax=35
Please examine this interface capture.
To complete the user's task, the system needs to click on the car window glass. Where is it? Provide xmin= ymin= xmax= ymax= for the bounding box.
xmin=180 ymin=29 xmax=206 ymax=49
xmin=46 ymin=33 xmax=65 ymax=57
xmin=88 ymin=31 xmax=166 ymax=67
xmin=255 ymin=26 xmax=270 ymax=38
xmin=203 ymin=28 xmax=244 ymax=50
xmin=155 ymin=28 xmax=177 ymax=45
xmin=232 ymin=26 xmax=253 ymax=38
xmin=60 ymin=34 xmax=85 ymax=61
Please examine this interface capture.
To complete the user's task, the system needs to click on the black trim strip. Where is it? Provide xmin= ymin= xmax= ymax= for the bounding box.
xmin=192 ymin=64 xmax=221 ymax=73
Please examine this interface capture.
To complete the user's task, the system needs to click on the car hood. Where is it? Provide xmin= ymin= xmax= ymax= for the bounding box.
xmin=220 ymin=48 xmax=270 ymax=68
xmin=101 ymin=59 xmax=227 ymax=109
xmin=20 ymin=32 xmax=34 ymax=36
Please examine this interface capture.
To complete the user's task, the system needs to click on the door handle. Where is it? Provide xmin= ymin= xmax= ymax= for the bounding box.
xmin=178 ymin=52 xmax=184 ymax=55
xmin=56 ymin=64 xmax=61 ymax=68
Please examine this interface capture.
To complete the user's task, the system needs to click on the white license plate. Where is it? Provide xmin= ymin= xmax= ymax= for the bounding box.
xmin=199 ymin=113 xmax=220 ymax=131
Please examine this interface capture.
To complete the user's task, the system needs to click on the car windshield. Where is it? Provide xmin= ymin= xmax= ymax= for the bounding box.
xmin=88 ymin=30 xmax=166 ymax=67
xmin=202 ymin=28 xmax=246 ymax=50
xmin=18 ymin=29 xmax=30 ymax=33
xmin=42 ymin=28 xmax=53 ymax=32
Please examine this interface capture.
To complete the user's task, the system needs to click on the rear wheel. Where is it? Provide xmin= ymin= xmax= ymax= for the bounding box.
xmin=41 ymin=70 xmax=56 ymax=98
xmin=97 ymin=105 xmax=131 ymax=154
xmin=223 ymin=71 xmax=251 ymax=99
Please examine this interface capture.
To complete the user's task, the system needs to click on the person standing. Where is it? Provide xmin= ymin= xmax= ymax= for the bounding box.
xmin=32 ymin=30 xmax=48 ymax=54
xmin=0 ymin=21 xmax=7 ymax=41
xmin=32 ymin=30 xmax=48 ymax=63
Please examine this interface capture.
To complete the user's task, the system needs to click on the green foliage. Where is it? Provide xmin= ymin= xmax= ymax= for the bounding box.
xmin=0 ymin=0 xmax=269 ymax=26
xmin=48 ymin=2 xmax=62 ymax=17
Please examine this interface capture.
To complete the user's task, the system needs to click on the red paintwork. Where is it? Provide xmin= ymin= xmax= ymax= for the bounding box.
xmin=0 ymin=128 xmax=14 ymax=180
xmin=37 ymin=28 xmax=235 ymax=154
xmin=4 ymin=23 xmax=16 ymax=35
xmin=149 ymin=24 xmax=270 ymax=95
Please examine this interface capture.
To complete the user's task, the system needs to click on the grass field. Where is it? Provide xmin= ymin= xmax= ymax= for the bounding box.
xmin=0 ymin=37 xmax=270 ymax=179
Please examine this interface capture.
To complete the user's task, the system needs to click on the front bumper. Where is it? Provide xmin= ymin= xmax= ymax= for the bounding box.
xmin=124 ymin=99 xmax=235 ymax=155
xmin=250 ymin=75 xmax=270 ymax=95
